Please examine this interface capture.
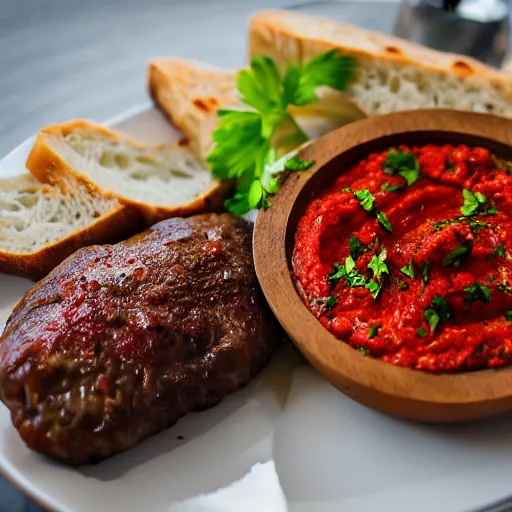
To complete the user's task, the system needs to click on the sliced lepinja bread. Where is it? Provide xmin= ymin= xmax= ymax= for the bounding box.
xmin=248 ymin=10 xmax=512 ymax=117
xmin=26 ymin=120 xmax=228 ymax=224
xmin=0 ymin=173 xmax=141 ymax=280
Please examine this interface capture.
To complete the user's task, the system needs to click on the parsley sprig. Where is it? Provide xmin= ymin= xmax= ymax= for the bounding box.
xmin=328 ymin=248 xmax=388 ymax=299
xmin=207 ymin=51 xmax=356 ymax=214
xmin=343 ymin=188 xmax=392 ymax=232
xmin=424 ymin=295 xmax=451 ymax=334
xmin=382 ymin=150 xmax=420 ymax=189
xmin=349 ymin=234 xmax=367 ymax=260
xmin=460 ymin=189 xmax=497 ymax=217
xmin=464 ymin=282 xmax=491 ymax=305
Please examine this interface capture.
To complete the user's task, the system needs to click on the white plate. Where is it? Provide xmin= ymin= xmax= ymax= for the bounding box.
xmin=2 ymin=105 xmax=512 ymax=512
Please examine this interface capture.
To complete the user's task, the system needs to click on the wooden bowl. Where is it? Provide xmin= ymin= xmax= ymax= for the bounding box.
xmin=254 ymin=109 xmax=512 ymax=424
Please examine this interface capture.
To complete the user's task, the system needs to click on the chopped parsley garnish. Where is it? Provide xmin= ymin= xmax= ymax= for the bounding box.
xmin=368 ymin=325 xmax=381 ymax=338
xmin=325 ymin=295 xmax=337 ymax=310
xmin=381 ymin=182 xmax=404 ymax=192
xmin=432 ymin=216 xmax=493 ymax=233
xmin=460 ymin=189 xmax=497 ymax=217
xmin=494 ymin=244 xmax=506 ymax=257
xmin=345 ymin=188 xmax=393 ymax=232
xmin=464 ymin=282 xmax=492 ymax=305
xmin=505 ymin=311 xmax=512 ymax=321
xmin=400 ymin=259 xmax=415 ymax=279
xmin=376 ymin=212 xmax=392 ymax=232
xmin=358 ymin=347 xmax=370 ymax=355
xmin=424 ymin=295 xmax=451 ymax=333
xmin=443 ymin=242 xmax=472 ymax=266
xmin=368 ymin=254 xmax=389 ymax=279
xmin=349 ymin=234 xmax=367 ymax=260
xmin=383 ymin=150 xmax=420 ymax=187
xmin=354 ymin=189 xmax=375 ymax=211
xmin=207 ymin=50 xmax=356 ymax=214
xmin=417 ymin=327 xmax=428 ymax=337
xmin=421 ymin=262 xmax=430 ymax=283
xmin=328 ymin=248 xmax=388 ymax=299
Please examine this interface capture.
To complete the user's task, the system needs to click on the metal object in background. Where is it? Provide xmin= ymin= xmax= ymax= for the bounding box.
xmin=393 ymin=0 xmax=510 ymax=66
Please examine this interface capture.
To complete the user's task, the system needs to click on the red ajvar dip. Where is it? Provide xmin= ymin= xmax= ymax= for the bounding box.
xmin=293 ymin=143 xmax=512 ymax=373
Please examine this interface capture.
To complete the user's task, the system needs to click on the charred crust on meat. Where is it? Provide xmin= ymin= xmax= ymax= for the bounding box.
xmin=0 ymin=213 xmax=279 ymax=465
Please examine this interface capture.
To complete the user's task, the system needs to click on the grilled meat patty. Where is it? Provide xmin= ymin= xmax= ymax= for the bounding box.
xmin=0 ymin=213 xmax=279 ymax=465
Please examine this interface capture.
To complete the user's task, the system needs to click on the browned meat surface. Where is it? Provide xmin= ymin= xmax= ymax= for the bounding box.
xmin=0 ymin=213 xmax=279 ymax=465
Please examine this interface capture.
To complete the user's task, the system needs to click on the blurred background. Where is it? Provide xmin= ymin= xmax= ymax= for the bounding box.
xmin=0 ymin=0 xmax=404 ymax=159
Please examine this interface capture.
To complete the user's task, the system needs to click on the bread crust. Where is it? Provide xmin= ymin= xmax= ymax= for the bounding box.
xmin=248 ymin=10 xmax=512 ymax=117
xmin=0 ymin=191 xmax=142 ymax=282
xmin=26 ymin=119 xmax=229 ymax=224
xmin=248 ymin=10 xmax=512 ymax=83
xmin=148 ymin=59 xmax=238 ymax=160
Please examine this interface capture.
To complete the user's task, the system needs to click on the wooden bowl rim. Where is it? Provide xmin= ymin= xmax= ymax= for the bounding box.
xmin=254 ymin=109 xmax=512 ymax=410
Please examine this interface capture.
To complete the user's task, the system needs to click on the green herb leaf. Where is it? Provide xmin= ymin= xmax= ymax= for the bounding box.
xmin=377 ymin=211 xmax=392 ymax=232
xmin=460 ymin=189 xmax=497 ymax=217
xmin=432 ymin=295 xmax=451 ymax=320
xmin=328 ymin=251 xmax=385 ymax=300
xmin=368 ymin=325 xmax=380 ymax=338
xmin=224 ymin=193 xmax=252 ymax=216
xmin=325 ymin=295 xmax=337 ymax=310
xmin=400 ymin=260 xmax=415 ymax=279
xmin=461 ymin=189 xmax=480 ymax=216
xmin=208 ymin=50 xmax=356 ymax=215
xmin=345 ymin=255 xmax=356 ymax=273
xmin=421 ymin=262 xmax=430 ymax=283
xmin=382 ymin=182 xmax=404 ymax=192
xmin=368 ymin=254 xmax=389 ymax=279
xmin=236 ymin=55 xmax=282 ymax=114
xmin=290 ymin=49 xmax=357 ymax=106
xmin=247 ymin=180 xmax=263 ymax=209
xmin=349 ymin=234 xmax=367 ymax=260
xmin=348 ymin=188 xmax=392 ymax=232
xmin=207 ymin=110 xmax=266 ymax=180
xmin=383 ymin=150 xmax=420 ymax=186
xmin=443 ymin=244 xmax=472 ymax=266
xmin=464 ymin=282 xmax=492 ymax=305
xmin=474 ymin=191 xmax=487 ymax=204
xmin=424 ymin=294 xmax=451 ymax=333
xmin=358 ymin=346 xmax=370 ymax=355
xmin=284 ymin=155 xmax=315 ymax=171
xmin=366 ymin=279 xmax=381 ymax=299
xmin=424 ymin=309 xmax=440 ymax=333
xmin=494 ymin=244 xmax=506 ymax=256
xmin=417 ymin=327 xmax=428 ymax=337
xmin=328 ymin=262 xmax=346 ymax=282
xmin=505 ymin=311 xmax=512 ymax=321
xmin=354 ymin=189 xmax=376 ymax=212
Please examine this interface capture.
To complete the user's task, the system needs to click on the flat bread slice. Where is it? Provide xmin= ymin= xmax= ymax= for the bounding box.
xmin=148 ymin=58 xmax=239 ymax=160
xmin=148 ymin=58 xmax=366 ymax=160
xmin=0 ymin=174 xmax=140 ymax=280
xmin=248 ymin=10 xmax=512 ymax=118
xmin=26 ymin=120 xmax=228 ymax=224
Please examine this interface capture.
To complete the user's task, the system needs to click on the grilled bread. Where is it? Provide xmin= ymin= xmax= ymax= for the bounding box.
xmin=248 ymin=10 xmax=512 ymax=118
